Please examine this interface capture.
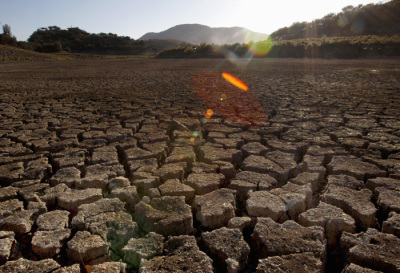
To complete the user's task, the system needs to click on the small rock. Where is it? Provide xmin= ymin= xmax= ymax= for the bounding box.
xmin=0 ymin=199 xmax=23 ymax=220
xmin=142 ymin=142 xmax=169 ymax=163
xmin=23 ymin=157 xmax=52 ymax=181
xmin=159 ymin=179 xmax=195 ymax=203
xmin=302 ymin=154 xmax=324 ymax=172
xmin=246 ymin=191 xmax=288 ymax=222
xmin=215 ymin=161 xmax=236 ymax=179
xmin=148 ymin=188 xmax=161 ymax=199
xmin=199 ymin=145 xmax=242 ymax=166
xmin=49 ymin=167 xmax=81 ymax=188
xmin=153 ymin=162 xmax=186 ymax=182
xmin=32 ymin=229 xmax=71 ymax=258
xmin=40 ymin=183 xmax=68 ymax=207
xmin=376 ymin=187 xmax=400 ymax=214
xmin=52 ymin=264 xmax=81 ymax=273
xmin=229 ymin=171 xmax=277 ymax=200
xmin=256 ymin=252 xmax=323 ymax=273
xmin=124 ymin=147 xmax=156 ymax=161
xmin=57 ymin=188 xmax=103 ymax=212
xmin=132 ymin=176 xmax=160 ymax=195
xmin=202 ymin=227 xmax=250 ymax=272
xmin=109 ymin=186 xmax=139 ymax=211
xmin=185 ymin=173 xmax=224 ymax=195
xmin=77 ymin=164 xmax=125 ymax=190
xmin=270 ymin=188 xmax=308 ymax=221
xmin=127 ymin=158 xmax=158 ymax=174
xmin=71 ymin=198 xmax=125 ymax=230
xmin=342 ymin=263 xmax=384 ymax=272
xmin=266 ymin=140 xmax=306 ymax=162
xmin=327 ymin=175 xmax=365 ymax=190
xmin=252 ymin=217 xmax=326 ymax=260
xmin=134 ymin=196 xmax=194 ymax=236
xmin=0 ymin=209 xmax=38 ymax=236
xmin=0 ymin=162 xmax=24 ymax=186
xmin=241 ymin=142 xmax=269 ymax=157
xmin=0 ymin=187 xmax=18 ymax=202
xmin=299 ymin=202 xmax=355 ymax=246
xmin=321 ymin=185 xmax=377 ymax=229
xmin=328 ymin=156 xmax=386 ymax=181
xmin=193 ymin=188 xmax=236 ymax=229
xmin=191 ymin=162 xmax=218 ymax=174
xmin=0 ymin=231 xmax=15 ymax=264
xmin=341 ymin=228 xmax=400 ymax=272
xmin=139 ymin=235 xmax=214 ymax=273
xmin=52 ymin=149 xmax=86 ymax=170
xmin=282 ymin=182 xmax=313 ymax=209
xmin=122 ymin=232 xmax=164 ymax=267
xmin=91 ymin=146 xmax=119 ymax=165
xmin=0 ymin=258 xmax=60 ymax=272
xmin=290 ymin=172 xmax=324 ymax=192
xmin=382 ymin=212 xmax=400 ymax=238
xmin=36 ymin=210 xmax=70 ymax=231
xmin=265 ymin=150 xmax=300 ymax=182
xmin=108 ymin=176 xmax=131 ymax=190
xmin=164 ymin=146 xmax=196 ymax=165
xmin=227 ymin=217 xmax=252 ymax=232
xmin=18 ymin=183 xmax=49 ymax=202
xmin=366 ymin=177 xmax=400 ymax=193
xmin=67 ymin=231 xmax=109 ymax=264
xmin=242 ymin=155 xmax=285 ymax=184
xmin=91 ymin=262 xmax=126 ymax=273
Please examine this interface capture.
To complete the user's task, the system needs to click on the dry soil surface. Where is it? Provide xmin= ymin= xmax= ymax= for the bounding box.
xmin=0 ymin=58 xmax=400 ymax=273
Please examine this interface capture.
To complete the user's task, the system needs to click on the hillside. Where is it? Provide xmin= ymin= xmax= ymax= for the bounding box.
xmin=144 ymin=39 xmax=188 ymax=52
xmin=139 ymin=24 xmax=268 ymax=45
xmin=271 ymin=0 xmax=400 ymax=40
xmin=0 ymin=44 xmax=53 ymax=61
xmin=28 ymin=26 xmax=149 ymax=54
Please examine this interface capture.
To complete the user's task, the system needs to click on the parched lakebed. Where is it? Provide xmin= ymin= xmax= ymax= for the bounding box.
xmin=0 ymin=58 xmax=400 ymax=272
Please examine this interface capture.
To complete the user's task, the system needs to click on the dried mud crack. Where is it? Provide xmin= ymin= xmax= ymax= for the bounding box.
xmin=0 ymin=58 xmax=400 ymax=272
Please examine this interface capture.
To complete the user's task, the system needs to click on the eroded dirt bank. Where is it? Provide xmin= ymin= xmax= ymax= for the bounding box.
xmin=0 ymin=58 xmax=400 ymax=272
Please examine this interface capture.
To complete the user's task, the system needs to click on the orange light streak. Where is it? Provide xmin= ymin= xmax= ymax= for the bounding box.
xmin=222 ymin=72 xmax=248 ymax=91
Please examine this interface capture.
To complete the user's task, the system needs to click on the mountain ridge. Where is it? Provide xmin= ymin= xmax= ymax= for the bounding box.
xmin=139 ymin=24 xmax=268 ymax=45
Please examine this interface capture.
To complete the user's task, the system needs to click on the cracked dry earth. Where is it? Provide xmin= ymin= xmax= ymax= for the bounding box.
xmin=0 ymin=58 xmax=400 ymax=273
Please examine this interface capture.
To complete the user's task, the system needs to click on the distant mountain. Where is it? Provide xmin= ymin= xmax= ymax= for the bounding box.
xmin=139 ymin=24 xmax=268 ymax=45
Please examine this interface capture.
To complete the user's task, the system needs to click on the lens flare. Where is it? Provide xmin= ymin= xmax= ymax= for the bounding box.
xmin=192 ymin=131 xmax=199 ymax=138
xmin=200 ymin=117 xmax=208 ymax=124
xmin=205 ymin=109 xmax=214 ymax=119
xmin=222 ymin=72 xmax=248 ymax=91
xmin=193 ymin=72 xmax=268 ymax=127
xmin=246 ymin=36 xmax=273 ymax=57
xmin=190 ymin=137 xmax=195 ymax=142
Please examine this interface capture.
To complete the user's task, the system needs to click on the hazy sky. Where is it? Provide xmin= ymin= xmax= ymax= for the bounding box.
xmin=0 ymin=0 xmax=389 ymax=41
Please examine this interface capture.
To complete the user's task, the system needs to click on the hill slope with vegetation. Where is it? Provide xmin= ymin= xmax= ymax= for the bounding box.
xmin=1 ymin=0 xmax=400 ymax=60
xmin=156 ymin=35 xmax=400 ymax=59
xmin=27 ymin=26 xmax=149 ymax=54
xmin=157 ymin=0 xmax=400 ymax=59
xmin=271 ymin=0 xmax=400 ymax=40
